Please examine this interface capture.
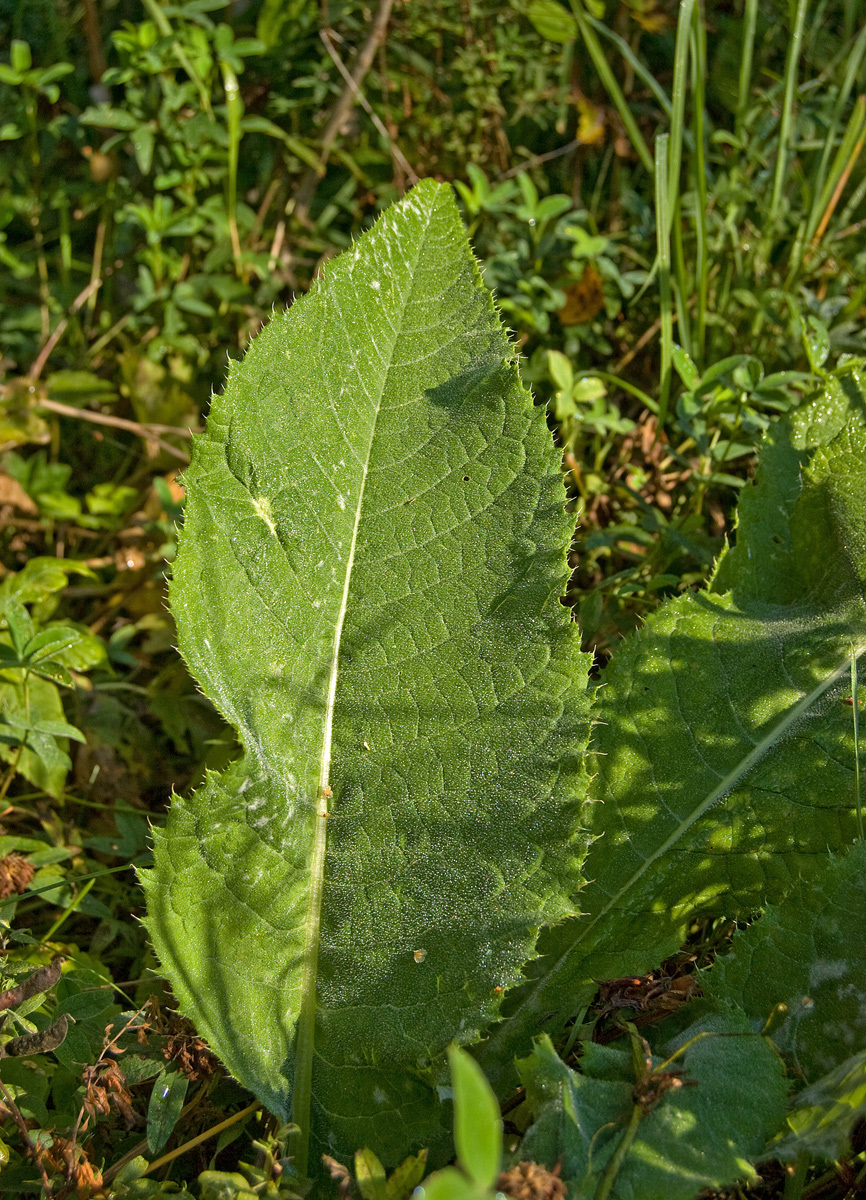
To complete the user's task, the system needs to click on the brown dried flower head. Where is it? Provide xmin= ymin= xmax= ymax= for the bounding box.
xmin=0 ymin=854 xmax=34 ymax=899
xmin=497 ymin=1161 xmax=566 ymax=1200
xmin=81 ymin=1060 xmax=140 ymax=1130
xmin=163 ymin=1015 xmax=218 ymax=1081
xmin=42 ymin=1134 xmax=104 ymax=1198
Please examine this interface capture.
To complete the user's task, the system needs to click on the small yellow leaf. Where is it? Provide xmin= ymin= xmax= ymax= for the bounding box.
xmin=576 ymin=99 xmax=605 ymax=146
xmin=633 ymin=8 xmax=668 ymax=31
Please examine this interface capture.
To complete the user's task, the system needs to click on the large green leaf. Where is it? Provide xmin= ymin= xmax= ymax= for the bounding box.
xmin=141 ymin=180 xmax=589 ymax=1173
xmin=478 ymin=412 xmax=866 ymax=1083
xmin=694 ymin=841 xmax=866 ymax=1164
xmin=711 ymin=372 xmax=866 ymax=602
xmin=516 ymin=1013 xmax=786 ymax=1199
xmin=706 ymin=839 xmax=866 ymax=1087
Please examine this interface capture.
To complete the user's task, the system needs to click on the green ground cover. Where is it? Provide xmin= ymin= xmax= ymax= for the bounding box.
xmin=0 ymin=1 xmax=865 ymax=1196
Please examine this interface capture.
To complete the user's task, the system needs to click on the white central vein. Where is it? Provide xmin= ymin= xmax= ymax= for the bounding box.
xmin=290 ymin=201 xmax=435 ymax=1173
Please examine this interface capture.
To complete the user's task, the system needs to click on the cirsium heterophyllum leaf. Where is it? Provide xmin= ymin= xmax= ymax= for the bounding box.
xmin=141 ymin=180 xmax=590 ymax=1175
xmin=707 ymin=838 xmax=866 ymax=1090
xmin=477 ymin=414 xmax=866 ymax=1087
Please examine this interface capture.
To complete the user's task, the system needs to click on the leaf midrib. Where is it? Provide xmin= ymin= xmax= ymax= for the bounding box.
xmin=290 ymin=198 xmax=436 ymax=1174
xmin=481 ymin=634 xmax=866 ymax=1068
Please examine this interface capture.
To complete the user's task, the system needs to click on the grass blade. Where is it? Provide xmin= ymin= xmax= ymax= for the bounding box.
xmin=570 ymin=0 xmax=655 ymax=177
xmin=809 ymin=95 xmax=866 ymax=250
xmin=668 ymin=0 xmax=696 ymax=355
xmin=667 ymin=0 xmax=696 ymax=222
xmin=735 ymin=0 xmax=758 ymax=140
xmin=584 ymin=13 xmax=673 ymax=119
xmin=807 ymin=24 xmax=866 ymax=240
xmin=769 ymin=0 xmax=809 ymax=226
xmin=220 ymin=57 xmax=244 ymax=274
xmin=853 ymin=646 xmax=863 ymax=839
xmin=690 ymin=3 xmax=708 ymax=366
xmin=655 ymin=133 xmax=673 ymax=431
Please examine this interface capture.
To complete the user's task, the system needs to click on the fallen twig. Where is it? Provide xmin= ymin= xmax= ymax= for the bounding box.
xmin=0 ymin=1078 xmax=55 ymax=1197
xmin=37 ymin=398 xmax=198 ymax=463
xmin=291 ymin=0 xmax=396 ymax=225
xmin=320 ymin=28 xmax=418 ymax=188
xmin=28 ymin=279 xmax=102 ymax=383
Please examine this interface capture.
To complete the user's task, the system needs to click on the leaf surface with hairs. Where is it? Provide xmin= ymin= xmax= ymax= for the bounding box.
xmin=479 ymin=413 xmax=866 ymax=1084
xmin=141 ymin=180 xmax=590 ymax=1173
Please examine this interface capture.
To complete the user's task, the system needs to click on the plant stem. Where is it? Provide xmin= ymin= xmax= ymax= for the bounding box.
xmin=42 ymin=878 xmax=95 ymax=941
xmin=22 ymin=79 xmax=51 ymax=341
xmin=141 ymin=1100 xmax=261 ymax=1177
xmin=667 ymin=0 xmax=695 ymax=354
xmin=806 ymin=24 xmax=866 ymax=241
xmin=0 ymin=1079 xmax=54 ymax=1196
xmin=582 ymin=371 xmax=660 ymax=413
xmin=667 ymin=0 xmax=695 ymax=224
xmin=584 ymin=13 xmax=672 ymax=118
xmin=219 ymin=57 xmax=244 ymax=275
xmin=783 ymin=1153 xmax=810 ymax=1200
xmin=319 ymin=29 xmax=418 ymax=188
xmin=594 ymin=1102 xmax=642 ymax=1200
xmin=36 ymin=397 xmax=193 ymax=463
xmin=810 ymin=99 xmax=866 ymax=249
xmin=291 ymin=0 xmax=396 ymax=224
xmin=0 ymin=745 xmax=24 ymax=803
xmin=838 ymin=151 xmax=866 ymax=230
xmin=140 ymin=0 xmax=212 ymax=115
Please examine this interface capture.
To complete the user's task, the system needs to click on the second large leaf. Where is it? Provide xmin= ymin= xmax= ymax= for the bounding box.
xmin=478 ymin=410 xmax=866 ymax=1084
xmin=141 ymin=181 xmax=588 ymax=1172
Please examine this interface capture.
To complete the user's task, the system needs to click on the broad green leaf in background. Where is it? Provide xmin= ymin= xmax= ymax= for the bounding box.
xmin=478 ymin=405 xmax=866 ymax=1085
xmin=515 ymin=1013 xmax=786 ymax=1200
xmin=706 ymin=840 xmax=866 ymax=1090
xmin=141 ymin=180 xmax=590 ymax=1176
xmin=710 ymin=376 xmax=866 ymax=602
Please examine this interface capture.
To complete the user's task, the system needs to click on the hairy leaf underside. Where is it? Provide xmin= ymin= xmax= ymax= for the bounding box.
xmin=478 ymin=404 xmax=866 ymax=1083
xmin=141 ymin=181 xmax=590 ymax=1171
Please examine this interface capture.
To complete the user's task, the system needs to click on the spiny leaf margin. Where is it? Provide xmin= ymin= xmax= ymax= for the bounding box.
xmin=141 ymin=179 xmax=591 ymax=1169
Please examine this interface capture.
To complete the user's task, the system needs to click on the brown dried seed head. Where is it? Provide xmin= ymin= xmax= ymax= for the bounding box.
xmin=82 ymin=1060 xmax=140 ymax=1129
xmin=163 ymin=1019 xmax=218 ymax=1081
xmin=42 ymin=1134 xmax=104 ymax=1197
xmin=497 ymin=1161 xmax=566 ymax=1200
xmin=322 ymin=1154 xmax=354 ymax=1199
xmin=0 ymin=854 xmax=34 ymax=899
